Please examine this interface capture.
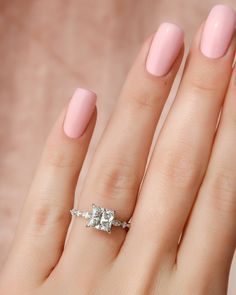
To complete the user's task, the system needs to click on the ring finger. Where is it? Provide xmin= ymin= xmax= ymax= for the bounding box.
xmin=119 ymin=5 xmax=236 ymax=281
xmin=62 ymin=23 xmax=184 ymax=272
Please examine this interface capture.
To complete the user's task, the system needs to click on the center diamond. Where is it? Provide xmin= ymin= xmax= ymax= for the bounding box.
xmin=87 ymin=204 xmax=115 ymax=233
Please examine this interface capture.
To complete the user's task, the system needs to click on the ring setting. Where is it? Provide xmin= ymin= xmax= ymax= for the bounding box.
xmin=70 ymin=204 xmax=130 ymax=233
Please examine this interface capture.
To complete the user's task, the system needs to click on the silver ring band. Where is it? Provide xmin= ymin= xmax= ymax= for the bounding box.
xmin=70 ymin=204 xmax=130 ymax=233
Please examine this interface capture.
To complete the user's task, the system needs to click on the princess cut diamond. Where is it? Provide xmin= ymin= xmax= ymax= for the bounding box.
xmin=87 ymin=204 xmax=115 ymax=233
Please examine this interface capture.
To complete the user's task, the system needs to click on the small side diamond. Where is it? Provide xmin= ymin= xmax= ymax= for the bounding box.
xmin=122 ymin=222 xmax=128 ymax=229
xmin=70 ymin=209 xmax=79 ymax=216
xmin=112 ymin=220 xmax=122 ymax=226
xmin=82 ymin=211 xmax=92 ymax=219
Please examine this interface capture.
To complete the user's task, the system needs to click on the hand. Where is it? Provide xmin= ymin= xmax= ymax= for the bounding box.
xmin=1 ymin=5 xmax=235 ymax=295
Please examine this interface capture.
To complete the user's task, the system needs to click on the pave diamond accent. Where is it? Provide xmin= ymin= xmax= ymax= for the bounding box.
xmin=70 ymin=209 xmax=79 ymax=216
xmin=87 ymin=204 xmax=115 ymax=233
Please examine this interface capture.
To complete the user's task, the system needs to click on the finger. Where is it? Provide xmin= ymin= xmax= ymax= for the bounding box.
xmin=177 ymin=65 xmax=236 ymax=292
xmin=62 ymin=23 xmax=184 ymax=273
xmin=121 ymin=5 xmax=236 ymax=273
xmin=2 ymin=89 xmax=97 ymax=286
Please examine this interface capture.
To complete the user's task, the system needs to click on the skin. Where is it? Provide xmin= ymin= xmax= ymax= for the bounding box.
xmin=0 ymin=21 xmax=235 ymax=295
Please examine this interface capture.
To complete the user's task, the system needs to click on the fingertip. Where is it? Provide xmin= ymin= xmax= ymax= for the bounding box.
xmin=63 ymin=88 xmax=97 ymax=139
xmin=145 ymin=22 xmax=184 ymax=77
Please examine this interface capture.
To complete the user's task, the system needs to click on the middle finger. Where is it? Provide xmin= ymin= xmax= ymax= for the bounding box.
xmin=122 ymin=5 xmax=236 ymax=274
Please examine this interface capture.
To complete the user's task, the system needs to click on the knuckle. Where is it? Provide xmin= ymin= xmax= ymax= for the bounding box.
xmin=26 ymin=200 xmax=67 ymax=236
xmin=95 ymin=158 xmax=139 ymax=201
xmin=43 ymin=147 xmax=77 ymax=169
xmin=208 ymin=168 xmax=236 ymax=214
xmin=186 ymin=75 xmax=217 ymax=94
xmin=131 ymin=95 xmax=156 ymax=111
xmin=126 ymin=89 xmax=161 ymax=111
xmin=156 ymin=144 xmax=201 ymax=189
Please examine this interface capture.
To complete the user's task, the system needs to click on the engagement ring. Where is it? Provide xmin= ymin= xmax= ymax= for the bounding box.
xmin=70 ymin=204 xmax=130 ymax=233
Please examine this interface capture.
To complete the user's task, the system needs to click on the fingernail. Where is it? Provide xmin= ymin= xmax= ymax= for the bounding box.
xmin=146 ymin=22 xmax=184 ymax=77
xmin=63 ymin=88 xmax=97 ymax=139
xmin=200 ymin=5 xmax=236 ymax=59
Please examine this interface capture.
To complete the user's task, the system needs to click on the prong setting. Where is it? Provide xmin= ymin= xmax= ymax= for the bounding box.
xmin=70 ymin=204 xmax=130 ymax=233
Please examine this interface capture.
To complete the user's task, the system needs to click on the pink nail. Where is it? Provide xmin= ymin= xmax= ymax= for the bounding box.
xmin=200 ymin=5 xmax=236 ymax=59
xmin=63 ymin=88 xmax=97 ymax=139
xmin=146 ymin=22 xmax=184 ymax=77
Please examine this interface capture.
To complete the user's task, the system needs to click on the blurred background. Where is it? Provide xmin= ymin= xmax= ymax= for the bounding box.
xmin=0 ymin=0 xmax=235 ymax=293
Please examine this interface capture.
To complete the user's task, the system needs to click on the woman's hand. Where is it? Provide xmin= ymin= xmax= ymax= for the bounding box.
xmin=1 ymin=5 xmax=236 ymax=295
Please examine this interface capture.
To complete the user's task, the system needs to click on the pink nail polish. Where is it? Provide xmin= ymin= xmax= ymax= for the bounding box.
xmin=146 ymin=22 xmax=184 ymax=77
xmin=200 ymin=5 xmax=236 ymax=59
xmin=63 ymin=88 xmax=97 ymax=139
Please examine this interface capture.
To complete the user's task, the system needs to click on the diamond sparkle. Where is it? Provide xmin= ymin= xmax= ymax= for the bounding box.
xmin=87 ymin=204 xmax=115 ymax=233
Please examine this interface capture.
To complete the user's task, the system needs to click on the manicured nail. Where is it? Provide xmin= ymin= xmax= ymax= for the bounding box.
xmin=146 ymin=22 xmax=184 ymax=77
xmin=200 ymin=5 xmax=236 ymax=59
xmin=63 ymin=88 xmax=97 ymax=139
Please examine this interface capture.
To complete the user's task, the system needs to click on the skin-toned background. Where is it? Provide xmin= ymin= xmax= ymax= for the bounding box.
xmin=0 ymin=0 xmax=235 ymax=293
